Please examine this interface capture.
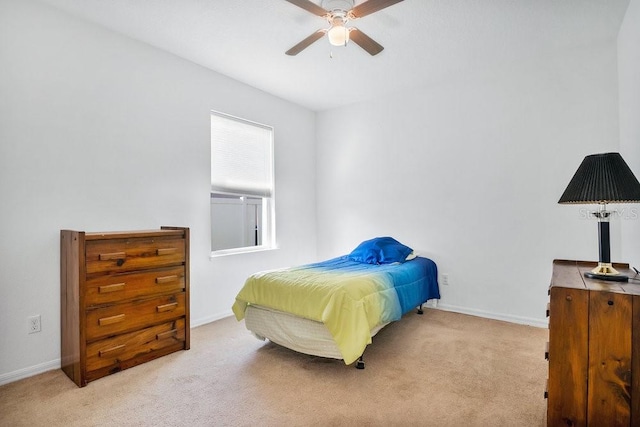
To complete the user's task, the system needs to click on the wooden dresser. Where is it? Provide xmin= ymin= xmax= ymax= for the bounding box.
xmin=546 ymin=259 xmax=640 ymax=426
xmin=60 ymin=227 xmax=190 ymax=387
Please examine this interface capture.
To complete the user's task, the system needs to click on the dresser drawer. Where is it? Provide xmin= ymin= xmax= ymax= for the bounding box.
xmin=86 ymin=293 xmax=186 ymax=341
xmin=85 ymin=236 xmax=185 ymax=275
xmin=85 ymin=265 xmax=186 ymax=306
xmin=86 ymin=319 xmax=186 ymax=373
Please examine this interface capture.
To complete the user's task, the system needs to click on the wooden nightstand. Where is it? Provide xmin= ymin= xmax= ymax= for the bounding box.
xmin=546 ymin=259 xmax=640 ymax=426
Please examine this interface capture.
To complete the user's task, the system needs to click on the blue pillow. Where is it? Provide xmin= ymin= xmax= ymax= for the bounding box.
xmin=348 ymin=237 xmax=413 ymax=265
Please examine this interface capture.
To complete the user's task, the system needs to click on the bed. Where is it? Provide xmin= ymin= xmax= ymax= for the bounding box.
xmin=231 ymin=237 xmax=440 ymax=368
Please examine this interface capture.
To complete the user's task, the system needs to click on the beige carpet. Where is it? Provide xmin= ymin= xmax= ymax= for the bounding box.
xmin=0 ymin=309 xmax=548 ymax=426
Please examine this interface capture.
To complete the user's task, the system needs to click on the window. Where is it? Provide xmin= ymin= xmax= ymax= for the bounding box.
xmin=210 ymin=111 xmax=275 ymax=254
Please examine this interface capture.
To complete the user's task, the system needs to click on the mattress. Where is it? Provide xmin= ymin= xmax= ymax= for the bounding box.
xmin=245 ymin=304 xmax=387 ymax=360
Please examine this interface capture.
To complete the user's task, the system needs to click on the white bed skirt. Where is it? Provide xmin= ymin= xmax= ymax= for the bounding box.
xmin=244 ymin=305 xmax=387 ymax=361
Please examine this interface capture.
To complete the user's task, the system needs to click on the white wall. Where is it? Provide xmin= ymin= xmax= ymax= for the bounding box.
xmin=316 ymin=42 xmax=621 ymax=325
xmin=0 ymin=0 xmax=317 ymax=383
xmin=618 ymin=0 xmax=640 ymax=268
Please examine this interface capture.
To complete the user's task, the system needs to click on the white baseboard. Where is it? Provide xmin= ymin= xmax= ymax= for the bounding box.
xmin=0 ymin=358 xmax=60 ymax=387
xmin=435 ymin=303 xmax=549 ymax=328
xmin=192 ymin=304 xmax=549 ymax=329
xmin=190 ymin=309 xmax=233 ymax=328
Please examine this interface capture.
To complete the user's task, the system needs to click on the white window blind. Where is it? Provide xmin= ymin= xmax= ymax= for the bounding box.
xmin=211 ymin=112 xmax=274 ymax=197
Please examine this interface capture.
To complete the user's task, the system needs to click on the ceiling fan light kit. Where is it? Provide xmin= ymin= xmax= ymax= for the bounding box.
xmin=284 ymin=0 xmax=404 ymax=56
xmin=327 ymin=16 xmax=350 ymax=46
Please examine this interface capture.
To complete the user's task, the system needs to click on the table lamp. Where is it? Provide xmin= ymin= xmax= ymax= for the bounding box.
xmin=558 ymin=152 xmax=640 ymax=281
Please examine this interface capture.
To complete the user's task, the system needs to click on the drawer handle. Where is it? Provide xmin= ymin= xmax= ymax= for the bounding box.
xmin=99 ymin=283 xmax=126 ymax=293
xmin=156 ymin=275 xmax=179 ymax=284
xmin=156 ymin=329 xmax=178 ymax=340
xmin=157 ymin=302 xmax=178 ymax=313
xmin=157 ymin=248 xmax=177 ymax=256
xmin=545 ymin=303 xmax=550 ymax=318
xmin=544 ymin=379 xmax=548 ymax=399
xmin=99 ymin=252 xmax=126 ymax=261
xmin=544 ymin=342 xmax=549 ymax=360
xmin=99 ymin=344 xmax=126 ymax=357
xmin=98 ymin=314 xmax=125 ymax=326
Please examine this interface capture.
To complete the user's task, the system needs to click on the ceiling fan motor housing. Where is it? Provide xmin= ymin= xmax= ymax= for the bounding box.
xmin=322 ymin=0 xmax=354 ymax=14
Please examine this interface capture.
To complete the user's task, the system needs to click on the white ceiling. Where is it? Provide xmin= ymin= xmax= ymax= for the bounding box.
xmin=39 ymin=0 xmax=630 ymax=112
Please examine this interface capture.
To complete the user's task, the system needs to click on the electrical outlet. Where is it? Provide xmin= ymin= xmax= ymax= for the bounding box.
xmin=442 ymin=273 xmax=449 ymax=286
xmin=28 ymin=315 xmax=41 ymax=334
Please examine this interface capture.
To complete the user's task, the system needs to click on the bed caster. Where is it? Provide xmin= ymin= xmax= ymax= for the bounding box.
xmin=355 ymin=357 xmax=365 ymax=370
xmin=417 ymin=304 xmax=424 ymax=315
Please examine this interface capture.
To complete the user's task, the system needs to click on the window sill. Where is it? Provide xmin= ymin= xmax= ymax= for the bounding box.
xmin=209 ymin=245 xmax=278 ymax=259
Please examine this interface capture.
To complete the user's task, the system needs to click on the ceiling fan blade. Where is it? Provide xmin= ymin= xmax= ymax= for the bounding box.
xmin=286 ymin=30 xmax=326 ymax=56
xmin=284 ymin=0 xmax=329 ymax=17
xmin=349 ymin=28 xmax=384 ymax=56
xmin=350 ymin=0 xmax=404 ymax=18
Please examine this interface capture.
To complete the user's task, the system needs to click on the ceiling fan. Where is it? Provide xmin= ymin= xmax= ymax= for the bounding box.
xmin=284 ymin=0 xmax=404 ymax=56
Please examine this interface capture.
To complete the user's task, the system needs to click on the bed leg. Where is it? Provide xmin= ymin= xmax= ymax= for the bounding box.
xmin=417 ymin=304 xmax=424 ymax=315
xmin=355 ymin=356 xmax=365 ymax=370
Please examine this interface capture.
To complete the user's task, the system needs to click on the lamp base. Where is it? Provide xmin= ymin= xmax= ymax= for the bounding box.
xmin=584 ymin=263 xmax=629 ymax=282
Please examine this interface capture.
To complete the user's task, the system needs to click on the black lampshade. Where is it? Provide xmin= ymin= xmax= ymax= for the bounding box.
xmin=558 ymin=152 xmax=640 ymax=204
